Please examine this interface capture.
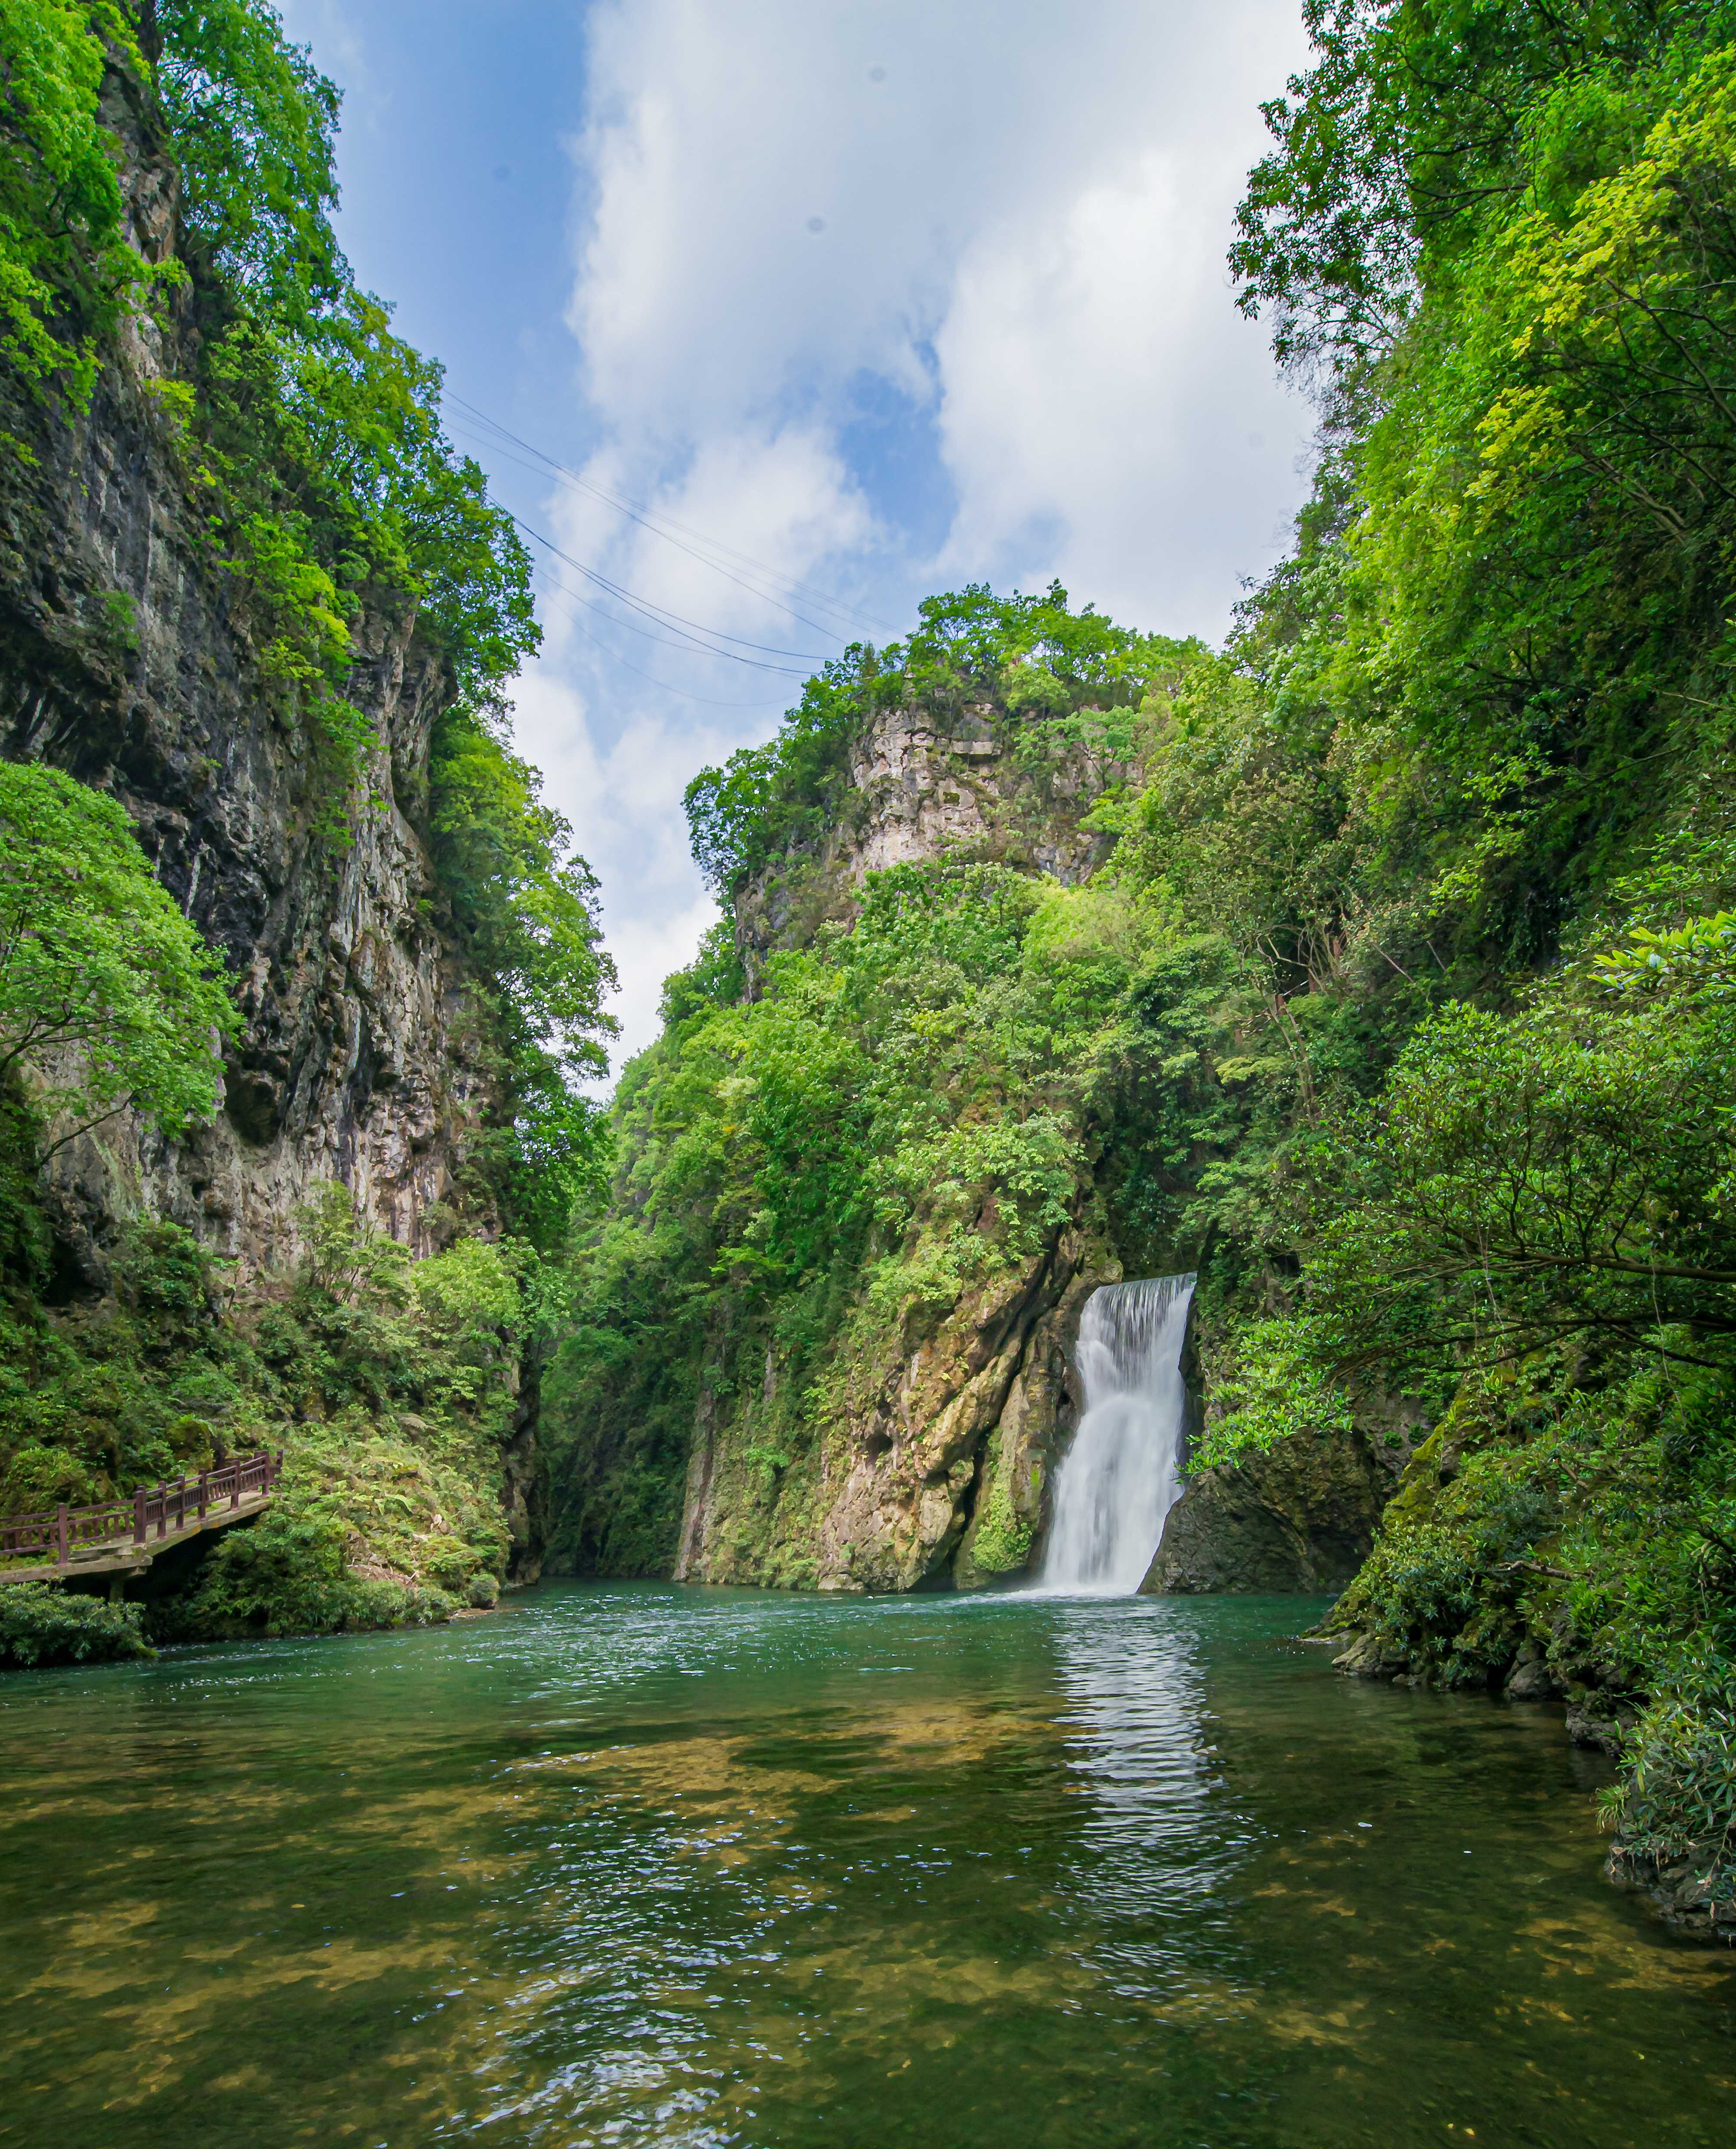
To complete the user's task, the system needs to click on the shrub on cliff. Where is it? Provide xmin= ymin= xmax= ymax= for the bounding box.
xmin=541 ymin=847 xmax=1158 ymax=1576
xmin=0 ymin=1 xmax=141 ymax=411
xmin=0 ymin=762 xmax=238 ymax=1153
xmin=0 ymin=1582 xmax=153 ymax=1669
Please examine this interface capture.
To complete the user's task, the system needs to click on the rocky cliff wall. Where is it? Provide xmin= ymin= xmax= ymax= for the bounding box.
xmin=733 ymin=697 xmax=1127 ymax=986
xmin=666 ymin=689 xmax=1139 ymax=1592
xmin=667 ymin=680 xmax=1408 ymax=1597
xmin=0 ymin=76 xmax=495 ymax=1289
xmin=673 ymin=1223 xmax=1115 ymax=1592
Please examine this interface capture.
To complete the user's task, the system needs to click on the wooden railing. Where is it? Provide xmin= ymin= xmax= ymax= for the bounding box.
xmin=0 ymin=1450 xmax=283 ymax=1569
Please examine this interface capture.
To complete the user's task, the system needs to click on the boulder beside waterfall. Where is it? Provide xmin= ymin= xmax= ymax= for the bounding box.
xmin=1139 ymin=1430 xmax=1388 ymax=1595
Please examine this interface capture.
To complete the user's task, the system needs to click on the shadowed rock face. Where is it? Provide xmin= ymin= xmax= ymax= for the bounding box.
xmin=674 ymin=1226 xmax=1115 ymax=1593
xmin=0 ymin=71 xmax=496 ymax=1289
xmin=1140 ymin=1430 xmax=1387 ymax=1596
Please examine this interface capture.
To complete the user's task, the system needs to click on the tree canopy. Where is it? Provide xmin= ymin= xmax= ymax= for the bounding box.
xmin=0 ymin=761 xmax=237 ymax=1146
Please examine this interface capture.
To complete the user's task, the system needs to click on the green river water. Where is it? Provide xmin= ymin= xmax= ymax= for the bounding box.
xmin=0 ymin=1583 xmax=1731 ymax=2148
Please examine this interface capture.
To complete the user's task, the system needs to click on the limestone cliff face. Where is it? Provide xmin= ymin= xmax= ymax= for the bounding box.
xmin=662 ymin=663 xmax=1407 ymax=1600
xmin=734 ymin=697 xmax=1125 ymax=986
xmin=669 ymin=691 xmax=1136 ymax=1593
xmin=674 ymin=1225 xmax=1115 ymax=1593
xmin=0 ymin=77 xmax=495 ymax=1288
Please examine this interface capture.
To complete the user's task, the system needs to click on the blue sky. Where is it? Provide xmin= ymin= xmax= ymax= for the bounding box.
xmin=278 ymin=0 xmax=1318 ymax=1073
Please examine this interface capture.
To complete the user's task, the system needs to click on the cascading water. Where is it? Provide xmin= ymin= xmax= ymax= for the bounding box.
xmin=1038 ymin=1274 xmax=1197 ymax=1595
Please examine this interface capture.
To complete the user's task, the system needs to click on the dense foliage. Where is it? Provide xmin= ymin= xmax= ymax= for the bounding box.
xmin=0 ymin=2 xmax=142 ymax=419
xmin=0 ymin=4 xmax=611 ymax=1639
xmin=554 ymin=0 xmax=1736 ymax=1920
xmin=0 ymin=1142 xmax=530 ymax=1631
xmin=0 ymin=761 xmax=238 ymax=1150
xmin=0 ymin=1579 xmax=151 ymax=1666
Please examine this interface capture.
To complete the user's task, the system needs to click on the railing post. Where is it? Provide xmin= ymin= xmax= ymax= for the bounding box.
xmin=197 ymin=1469 xmax=208 ymax=1521
xmin=230 ymin=1462 xmax=240 ymax=1511
xmin=156 ymin=1485 xmax=166 ymax=1541
xmin=134 ymin=1488 xmax=145 ymax=1546
xmin=56 ymin=1504 xmax=67 ymax=1567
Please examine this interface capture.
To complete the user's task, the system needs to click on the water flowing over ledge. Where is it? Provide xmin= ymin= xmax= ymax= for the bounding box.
xmin=1038 ymin=1274 xmax=1196 ymax=1595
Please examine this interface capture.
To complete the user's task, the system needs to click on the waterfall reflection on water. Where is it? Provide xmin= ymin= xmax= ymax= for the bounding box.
xmin=1039 ymin=1274 xmax=1196 ymax=1594
xmin=1046 ymin=1603 xmax=1243 ymax=1963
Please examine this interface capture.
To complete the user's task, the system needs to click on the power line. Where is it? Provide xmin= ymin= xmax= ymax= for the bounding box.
xmin=510 ymin=513 xmax=820 ymax=675
xmin=454 ymin=401 xmax=884 ymax=640
xmin=529 ymin=566 xmax=797 ymax=711
xmin=455 ymin=416 xmax=847 ymax=645
xmin=536 ymin=577 xmax=792 ymax=710
xmin=455 ymin=423 xmax=838 ymax=662
xmin=448 ymin=394 xmax=896 ymax=641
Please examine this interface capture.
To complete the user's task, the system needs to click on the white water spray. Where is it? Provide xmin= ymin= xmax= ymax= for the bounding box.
xmin=1038 ymin=1275 xmax=1197 ymax=1595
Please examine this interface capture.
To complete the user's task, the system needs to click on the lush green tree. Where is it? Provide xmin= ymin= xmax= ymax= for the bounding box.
xmin=1306 ymin=989 xmax=1736 ymax=1374
xmin=0 ymin=1 xmax=140 ymax=417
xmin=143 ymin=0 xmax=343 ymax=315
xmin=0 ymin=761 xmax=237 ymax=1150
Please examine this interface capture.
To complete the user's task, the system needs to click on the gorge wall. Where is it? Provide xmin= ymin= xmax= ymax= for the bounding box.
xmin=666 ymin=703 xmax=1131 ymax=1592
xmin=0 ymin=82 xmax=494 ymax=1291
xmin=0 ymin=53 xmax=550 ymax=1617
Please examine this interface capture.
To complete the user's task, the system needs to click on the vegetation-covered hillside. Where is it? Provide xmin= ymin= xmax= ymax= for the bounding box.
xmin=0 ymin=2 xmax=611 ymax=1647
xmin=548 ymin=0 xmax=1736 ymax=1926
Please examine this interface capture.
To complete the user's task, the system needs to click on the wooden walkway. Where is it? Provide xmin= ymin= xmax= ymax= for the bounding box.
xmin=0 ymin=1450 xmax=283 ymax=1586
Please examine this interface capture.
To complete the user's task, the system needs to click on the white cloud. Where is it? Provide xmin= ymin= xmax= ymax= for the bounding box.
xmin=546 ymin=426 xmax=878 ymax=685
xmin=283 ymin=1 xmax=1322 ymax=1077
xmin=507 ymin=670 xmax=732 ymax=1076
xmin=933 ymin=146 xmax=1306 ymax=631
xmin=568 ymin=0 xmax=1311 ymax=530
xmin=542 ymin=0 xmax=1318 ymax=1076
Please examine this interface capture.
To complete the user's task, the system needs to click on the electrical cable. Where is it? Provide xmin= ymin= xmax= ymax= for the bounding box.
xmin=529 ymin=568 xmax=796 ymax=710
xmin=454 ymin=401 xmax=881 ymax=639
xmin=453 ymin=423 xmax=836 ymax=663
xmin=524 ymin=542 xmax=816 ymax=668
xmin=510 ymin=513 xmax=817 ymax=674
xmin=448 ymin=394 xmax=895 ymax=640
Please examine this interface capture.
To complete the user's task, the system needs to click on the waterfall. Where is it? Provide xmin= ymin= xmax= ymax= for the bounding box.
xmin=1038 ymin=1275 xmax=1196 ymax=1595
